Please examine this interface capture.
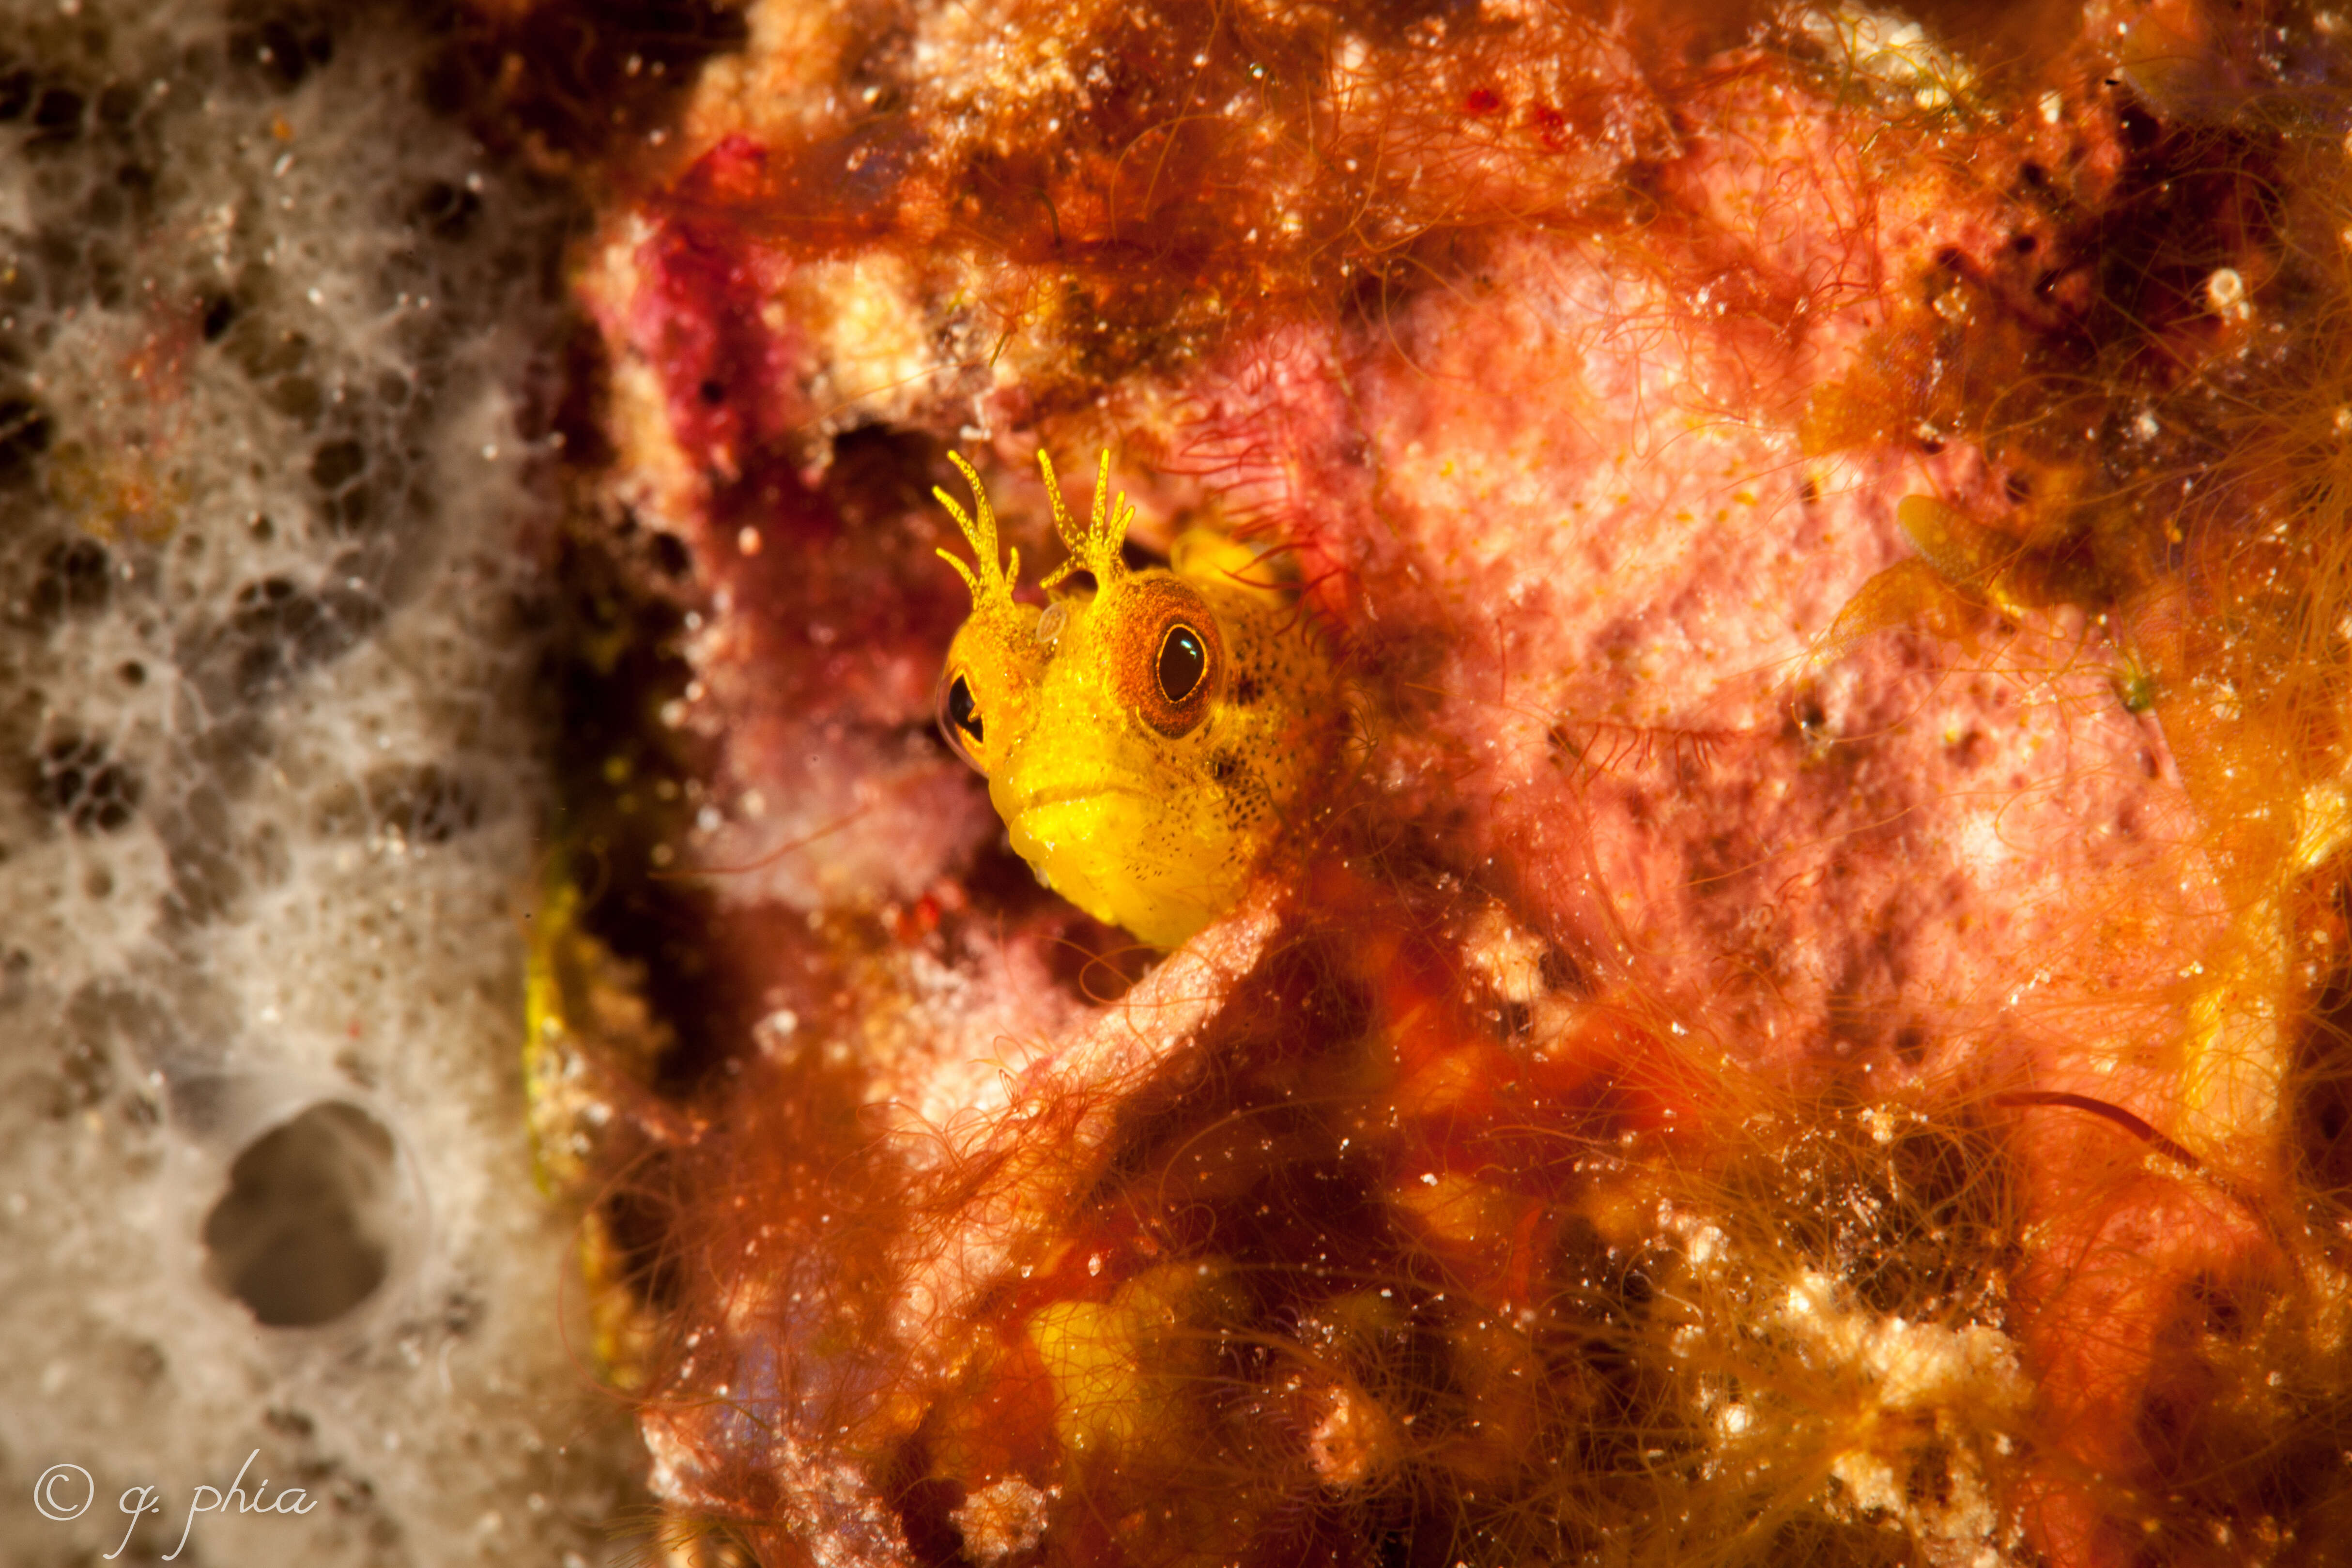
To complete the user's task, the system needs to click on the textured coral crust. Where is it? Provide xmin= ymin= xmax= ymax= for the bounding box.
xmin=565 ymin=0 xmax=2352 ymax=1565
xmin=0 ymin=2 xmax=708 ymax=1561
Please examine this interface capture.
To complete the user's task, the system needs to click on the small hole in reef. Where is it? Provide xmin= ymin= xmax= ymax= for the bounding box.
xmin=200 ymin=1101 xmax=401 ymax=1328
xmin=94 ymin=81 xmax=139 ymax=130
xmin=409 ymin=178 xmax=482 ymax=244
xmin=30 ymin=536 xmax=111 ymax=622
xmin=366 ymin=762 xmax=480 ymax=845
xmin=27 ymin=85 xmax=84 ymax=148
xmin=29 ymin=734 xmax=141 ymax=833
xmin=0 ymin=395 xmax=56 ymax=482
xmin=309 ymin=436 xmax=367 ymax=493
xmin=230 ymin=4 xmax=337 ymax=93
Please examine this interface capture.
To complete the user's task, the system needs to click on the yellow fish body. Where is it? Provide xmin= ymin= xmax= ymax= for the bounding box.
xmin=935 ymin=450 xmax=1337 ymax=948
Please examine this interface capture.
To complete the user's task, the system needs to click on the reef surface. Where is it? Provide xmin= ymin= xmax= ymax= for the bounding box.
xmin=554 ymin=0 xmax=2352 ymax=1565
xmin=0 ymin=1 xmax=704 ymax=1564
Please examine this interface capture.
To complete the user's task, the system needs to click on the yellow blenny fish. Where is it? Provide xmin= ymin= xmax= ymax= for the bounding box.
xmin=933 ymin=449 xmax=1338 ymax=948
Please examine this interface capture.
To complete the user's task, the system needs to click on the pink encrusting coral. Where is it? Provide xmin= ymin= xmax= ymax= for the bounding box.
xmin=548 ymin=2 xmax=2352 ymax=1565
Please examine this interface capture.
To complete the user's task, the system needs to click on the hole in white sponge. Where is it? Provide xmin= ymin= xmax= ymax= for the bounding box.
xmin=201 ymin=1100 xmax=400 ymax=1328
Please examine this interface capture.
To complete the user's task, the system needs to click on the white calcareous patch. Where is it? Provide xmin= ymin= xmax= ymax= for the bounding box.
xmin=0 ymin=3 xmax=631 ymax=1563
xmin=950 ymin=1476 xmax=1051 ymax=1565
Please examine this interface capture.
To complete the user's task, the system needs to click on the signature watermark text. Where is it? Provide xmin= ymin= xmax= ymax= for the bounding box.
xmin=35 ymin=1451 xmax=317 ymax=1560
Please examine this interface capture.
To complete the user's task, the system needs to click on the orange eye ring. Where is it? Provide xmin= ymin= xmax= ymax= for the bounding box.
xmin=1113 ymin=578 xmax=1223 ymax=738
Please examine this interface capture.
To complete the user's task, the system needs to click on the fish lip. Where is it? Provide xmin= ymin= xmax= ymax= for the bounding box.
xmin=1007 ymin=782 xmax=1153 ymax=815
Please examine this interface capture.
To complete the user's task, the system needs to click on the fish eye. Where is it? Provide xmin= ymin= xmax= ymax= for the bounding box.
xmin=937 ymin=669 xmax=986 ymax=771
xmin=1116 ymin=581 xmax=1223 ymax=739
xmin=1158 ymin=624 xmax=1208 ymax=703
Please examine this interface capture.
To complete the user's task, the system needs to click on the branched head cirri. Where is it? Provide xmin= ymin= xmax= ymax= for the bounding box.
xmin=935 ymin=448 xmax=1337 ymax=948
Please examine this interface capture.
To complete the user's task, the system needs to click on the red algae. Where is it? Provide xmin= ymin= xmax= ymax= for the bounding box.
xmin=530 ymin=0 xmax=2352 ymax=1564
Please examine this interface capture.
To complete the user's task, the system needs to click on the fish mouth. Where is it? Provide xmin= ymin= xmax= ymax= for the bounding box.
xmin=1007 ymin=782 xmax=1153 ymax=816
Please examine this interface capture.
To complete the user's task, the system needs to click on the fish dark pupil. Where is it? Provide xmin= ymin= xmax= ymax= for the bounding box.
xmin=948 ymin=674 xmax=982 ymax=740
xmin=1158 ymin=625 xmax=1207 ymax=703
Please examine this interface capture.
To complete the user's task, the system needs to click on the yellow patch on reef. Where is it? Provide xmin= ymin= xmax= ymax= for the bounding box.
xmin=1028 ymin=1264 xmax=1237 ymax=1457
xmin=934 ymin=449 xmax=1339 ymax=947
xmin=522 ymin=879 xmax=669 ymax=1389
xmin=49 ymin=441 xmax=186 ymax=543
